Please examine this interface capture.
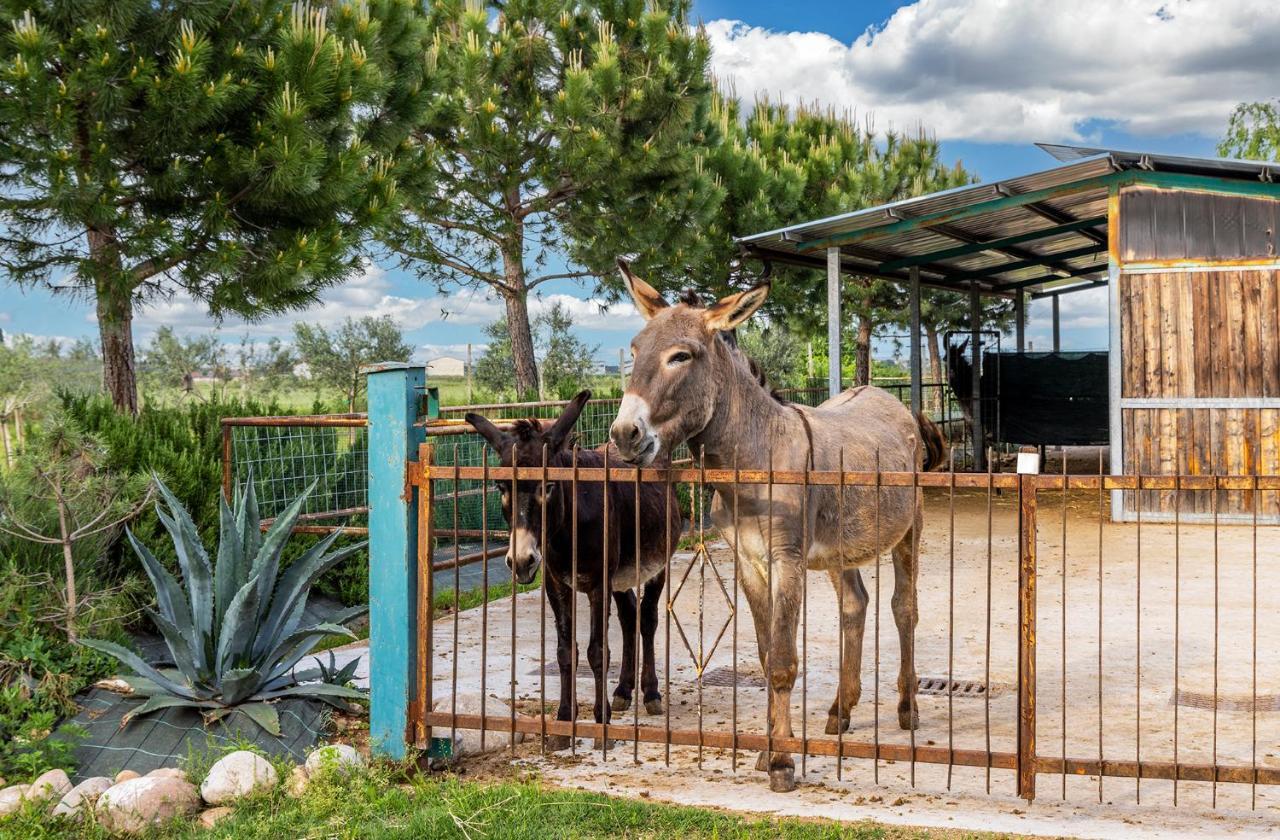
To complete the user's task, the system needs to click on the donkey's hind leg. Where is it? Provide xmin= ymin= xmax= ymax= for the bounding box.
xmin=825 ymin=566 xmax=868 ymax=735
xmin=891 ymin=518 xmax=921 ymax=731
xmin=639 ymin=571 xmax=665 ymax=715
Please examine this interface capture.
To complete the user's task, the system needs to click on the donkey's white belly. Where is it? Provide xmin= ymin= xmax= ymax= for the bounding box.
xmin=607 ymin=553 xmax=667 ymax=591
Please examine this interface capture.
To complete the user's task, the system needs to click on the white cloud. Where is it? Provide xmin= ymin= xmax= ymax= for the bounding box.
xmin=0 ymin=312 xmax=10 ymax=323
xmin=706 ymin=0 xmax=1280 ymax=143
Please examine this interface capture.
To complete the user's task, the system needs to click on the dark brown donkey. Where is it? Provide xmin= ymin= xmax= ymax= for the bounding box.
xmin=466 ymin=391 xmax=683 ymax=745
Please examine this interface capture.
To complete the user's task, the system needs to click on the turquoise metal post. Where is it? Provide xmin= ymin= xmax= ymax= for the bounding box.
xmin=365 ymin=362 xmax=426 ymax=758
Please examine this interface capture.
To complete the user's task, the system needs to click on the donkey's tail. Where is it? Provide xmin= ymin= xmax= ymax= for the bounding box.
xmin=915 ymin=413 xmax=949 ymax=472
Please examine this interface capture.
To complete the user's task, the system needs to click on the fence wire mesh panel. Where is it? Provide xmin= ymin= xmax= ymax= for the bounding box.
xmin=409 ymin=451 xmax=1280 ymax=810
xmin=222 ymin=415 xmax=369 ymax=531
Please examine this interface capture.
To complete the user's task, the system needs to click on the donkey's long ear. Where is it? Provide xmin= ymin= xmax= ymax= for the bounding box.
xmin=546 ymin=390 xmax=591 ymax=451
xmin=703 ymin=283 xmax=770 ymax=332
xmin=465 ymin=413 xmax=509 ymax=455
xmin=617 ymin=258 xmax=668 ymax=320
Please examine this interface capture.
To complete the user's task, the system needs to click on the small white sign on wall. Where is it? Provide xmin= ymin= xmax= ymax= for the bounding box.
xmin=1016 ymin=450 xmax=1041 ymax=475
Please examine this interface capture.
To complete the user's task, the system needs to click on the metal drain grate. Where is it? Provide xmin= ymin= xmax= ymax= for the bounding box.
xmin=701 ymin=666 xmax=765 ymax=688
xmin=1173 ymin=689 xmax=1280 ymax=712
xmin=533 ymin=661 xmax=619 ymax=680
xmin=917 ymin=677 xmax=992 ymax=698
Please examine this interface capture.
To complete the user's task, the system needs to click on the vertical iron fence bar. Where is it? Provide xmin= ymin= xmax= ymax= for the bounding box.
xmin=416 ymin=444 xmax=435 ymax=747
xmin=480 ymin=457 xmax=489 ymax=753
xmin=1135 ymin=471 xmax=1142 ymax=803
xmin=767 ymin=445 xmax=775 ymax=773
xmin=510 ymin=443 xmax=519 ymax=755
xmin=1061 ymin=451 xmax=1068 ymax=801
xmin=602 ymin=446 xmax=611 ymax=761
xmin=873 ymin=450 xmax=881 ymax=786
xmin=984 ymin=448 xmax=993 ymax=794
xmin=948 ymin=450 xmax=956 ymax=790
xmin=731 ymin=447 xmax=740 ymax=773
xmin=221 ymin=423 xmax=233 ymax=503
xmin=1017 ymin=472 xmax=1038 ymax=802
xmin=571 ymin=446 xmax=580 ymax=756
xmin=698 ymin=447 xmax=707 ymax=769
xmin=801 ymin=454 xmax=809 ymax=777
xmin=664 ymin=456 xmax=673 ymax=767
xmin=452 ymin=447 xmax=461 ymax=746
xmin=1097 ymin=450 xmax=1104 ymax=805
xmin=634 ymin=455 xmax=642 ymax=764
xmin=1173 ymin=431 xmax=1181 ymax=806
xmin=836 ymin=448 xmax=845 ymax=781
xmin=1252 ymin=464 xmax=1259 ymax=809
xmin=910 ymin=452 xmax=918 ymax=789
xmin=1213 ymin=470 xmax=1220 ymax=807
xmin=541 ymin=444 xmax=549 ymax=752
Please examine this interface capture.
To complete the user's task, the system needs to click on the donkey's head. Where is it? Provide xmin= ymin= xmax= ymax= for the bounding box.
xmin=610 ymin=259 xmax=769 ymax=465
xmin=465 ymin=390 xmax=591 ymax=584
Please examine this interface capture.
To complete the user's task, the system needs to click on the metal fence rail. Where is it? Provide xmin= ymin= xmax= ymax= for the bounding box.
xmin=409 ymin=450 xmax=1280 ymax=809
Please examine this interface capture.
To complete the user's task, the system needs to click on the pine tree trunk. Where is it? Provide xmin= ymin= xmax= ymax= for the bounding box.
xmin=925 ymin=322 xmax=944 ymax=414
xmin=90 ymin=228 xmax=139 ymax=415
xmin=504 ymin=290 xmax=539 ymax=400
xmin=855 ymin=315 xmax=873 ymax=387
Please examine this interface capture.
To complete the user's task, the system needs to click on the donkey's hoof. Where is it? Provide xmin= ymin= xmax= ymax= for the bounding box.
xmin=610 ymin=693 xmax=632 ymax=713
xmin=898 ymin=706 xmax=920 ymax=731
xmin=754 ymin=751 xmax=770 ymax=772
xmin=824 ymin=714 xmax=851 ymax=735
xmin=768 ymin=766 xmax=797 ymax=792
xmin=592 ymin=737 xmax=617 ymax=751
xmin=544 ymin=734 xmax=573 ymax=752
xmin=644 ymin=696 xmax=664 ymax=716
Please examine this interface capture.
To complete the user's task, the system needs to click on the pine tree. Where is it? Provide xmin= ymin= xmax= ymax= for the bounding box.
xmin=0 ymin=0 xmax=435 ymax=413
xmin=384 ymin=0 xmax=716 ymax=399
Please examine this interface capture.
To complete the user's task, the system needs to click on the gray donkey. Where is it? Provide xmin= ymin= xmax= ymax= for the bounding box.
xmin=609 ymin=261 xmax=946 ymax=792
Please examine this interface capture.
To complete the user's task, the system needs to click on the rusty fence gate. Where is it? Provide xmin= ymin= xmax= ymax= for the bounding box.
xmin=403 ymin=443 xmax=1280 ymax=809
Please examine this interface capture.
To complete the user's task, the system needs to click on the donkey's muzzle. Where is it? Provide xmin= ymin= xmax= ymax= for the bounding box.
xmin=610 ymin=395 xmax=658 ymax=466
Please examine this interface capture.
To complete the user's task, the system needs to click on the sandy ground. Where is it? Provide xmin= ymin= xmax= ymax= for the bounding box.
xmin=338 ymin=485 xmax=1280 ymax=838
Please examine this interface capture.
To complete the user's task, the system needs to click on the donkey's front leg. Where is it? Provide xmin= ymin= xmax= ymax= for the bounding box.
xmin=639 ymin=571 xmax=666 ymax=715
xmin=544 ymin=571 xmax=577 ymax=751
xmin=746 ymin=549 xmax=804 ymax=792
xmin=610 ymin=589 xmax=638 ymax=713
xmin=586 ymin=586 xmax=613 ymax=747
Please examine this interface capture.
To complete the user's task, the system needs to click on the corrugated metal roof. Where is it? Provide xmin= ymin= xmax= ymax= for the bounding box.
xmin=737 ymin=145 xmax=1280 ymax=296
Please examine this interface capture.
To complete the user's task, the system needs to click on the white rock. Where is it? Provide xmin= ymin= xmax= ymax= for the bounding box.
xmin=114 ymin=770 xmax=141 ymax=784
xmin=284 ymin=766 xmax=309 ymax=798
xmin=51 ymin=776 xmax=113 ymax=820
xmin=93 ymin=677 xmax=134 ymax=694
xmin=431 ymin=694 xmax=523 ymax=758
xmin=304 ymin=744 xmax=364 ymax=776
xmin=27 ymin=768 xmax=72 ymax=804
xmin=199 ymin=751 xmax=278 ymax=804
xmin=147 ymin=767 xmax=188 ymax=780
xmin=96 ymin=776 xmax=200 ymax=835
xmin=0 ymin=784 xmax=29 ymax=816
xmin=198 ymin=805 xmax=234 ymax=828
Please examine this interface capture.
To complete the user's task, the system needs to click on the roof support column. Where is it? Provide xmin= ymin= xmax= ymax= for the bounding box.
xmin=1014 ymin=290 xmax=1026 ymax=352
xmin=908 ymin=266 xmax=923 ymax=416
xmin=970 ymin=283 xmax=987 ymax=472
xmin=1052 ymin=294 xmax=1061 ymax=352
xmin=827 ymin=246 xmax=842 ymax=399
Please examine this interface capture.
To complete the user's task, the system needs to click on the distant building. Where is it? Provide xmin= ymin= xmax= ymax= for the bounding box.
xmin=427 ymin=356 xmax=467 ymax=377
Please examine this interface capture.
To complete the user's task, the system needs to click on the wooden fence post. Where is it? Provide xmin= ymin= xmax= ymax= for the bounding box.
xmin=365 ymin=362 xmax=426 ymax=759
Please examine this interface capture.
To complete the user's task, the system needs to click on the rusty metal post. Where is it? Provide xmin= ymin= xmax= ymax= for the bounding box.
xmin=221 ymin=422 xmax=233 ymax=502
xmin=415 ymin=443 xmax=435 ymax=748
xmin=1016 ymin=467 xmax=1039 ymax=801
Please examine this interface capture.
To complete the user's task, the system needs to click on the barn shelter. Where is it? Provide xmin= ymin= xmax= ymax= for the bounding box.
xmin=738 ymin=144 xmax=1280 ymax=522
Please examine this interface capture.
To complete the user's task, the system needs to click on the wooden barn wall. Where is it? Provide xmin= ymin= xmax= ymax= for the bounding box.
xmin=1118 ymin=267 xmax=1280 ymax=515
xmin=1119 ymin=187 xmax=1280 ymax=262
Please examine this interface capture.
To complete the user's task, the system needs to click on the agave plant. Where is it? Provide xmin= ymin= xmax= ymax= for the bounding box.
xmin=81 ymin=472 xmax=368 ymax=736
xmin=315 ymin=650 xmax=362 ymax=688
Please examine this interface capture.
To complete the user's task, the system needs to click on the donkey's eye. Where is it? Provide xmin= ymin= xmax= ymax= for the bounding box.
xmin=666 ymin=351 xmax=692 ymax=366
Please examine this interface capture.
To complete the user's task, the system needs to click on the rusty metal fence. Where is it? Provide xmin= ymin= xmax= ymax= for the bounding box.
xmin=406 ymin=446 xmax=1280 ymax=809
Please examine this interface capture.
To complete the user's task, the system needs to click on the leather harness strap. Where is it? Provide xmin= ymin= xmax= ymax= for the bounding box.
xmin=790 ymin=403 xmax=816 ymax=471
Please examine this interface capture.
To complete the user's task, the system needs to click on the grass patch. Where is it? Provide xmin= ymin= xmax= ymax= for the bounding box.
xmin=0 ymin=764 xmax=1012 ymax=839
xmin=433 ymin=578 xmax=540 ymax=617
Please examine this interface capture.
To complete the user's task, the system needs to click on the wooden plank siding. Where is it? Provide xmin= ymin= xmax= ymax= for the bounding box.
xmin=1119 ymin=266 xmax=1280 ymax=515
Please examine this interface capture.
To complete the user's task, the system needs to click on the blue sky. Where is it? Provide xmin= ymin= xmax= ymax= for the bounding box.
xmin=3 ymin=0 xmax=1262 ymax=362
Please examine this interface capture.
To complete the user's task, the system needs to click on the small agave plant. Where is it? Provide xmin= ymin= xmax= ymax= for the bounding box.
xmin=81 ymin=472 xmax=368 ymax=736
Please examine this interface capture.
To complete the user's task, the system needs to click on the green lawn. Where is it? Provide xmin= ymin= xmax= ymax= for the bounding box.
xmin=3 ymin=767 xmax=1012 ymax=839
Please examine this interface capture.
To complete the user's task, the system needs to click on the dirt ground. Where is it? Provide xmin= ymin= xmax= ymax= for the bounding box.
xmin=421 ymin=485 xmax=1280 ymax=838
